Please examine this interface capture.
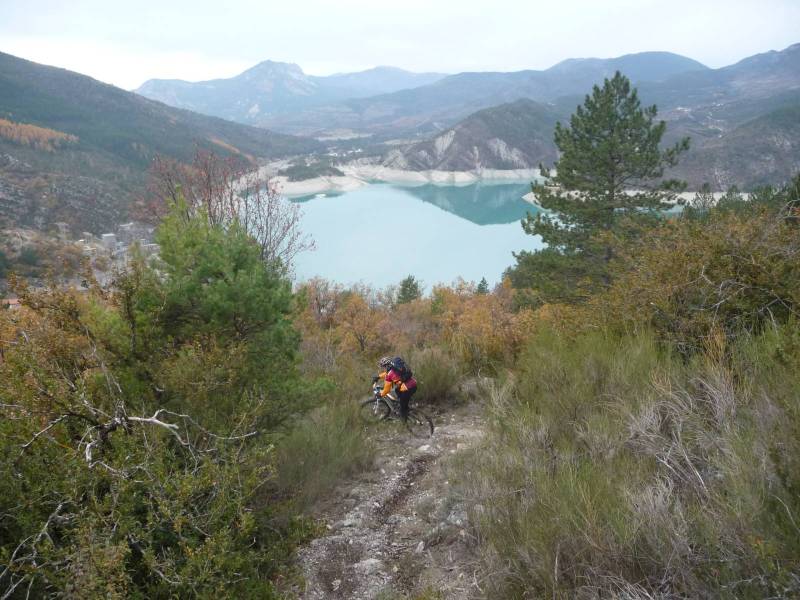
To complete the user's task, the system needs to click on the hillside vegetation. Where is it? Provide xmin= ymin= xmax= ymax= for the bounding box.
xmin=0 ymin=118 xmax=77 ymax=151
xmin=0 ymin=51 xmax=320 ymax=233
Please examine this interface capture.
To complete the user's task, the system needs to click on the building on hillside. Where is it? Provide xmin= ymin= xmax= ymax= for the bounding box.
xmin=117 ymin=223 xmax=155 ymax=245
xmin=2 ymin=298 xmax=20 ymax=310
xmin=141 ymin=243 xmax=160 ymax=257
xmin=101 ymin=233 xmax=117 ymax=251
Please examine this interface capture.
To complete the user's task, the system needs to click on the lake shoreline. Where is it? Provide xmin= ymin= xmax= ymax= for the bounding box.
xmin=273 ymin=166 xmax=542 ymax=197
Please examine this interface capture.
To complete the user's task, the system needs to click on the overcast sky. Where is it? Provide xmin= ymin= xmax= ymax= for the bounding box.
xmin=2 ymin=0 xmax=799 ymax=90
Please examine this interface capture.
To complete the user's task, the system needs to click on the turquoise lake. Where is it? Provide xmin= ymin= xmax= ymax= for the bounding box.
xmin=291 ymin=182 xmax=544 ymax=288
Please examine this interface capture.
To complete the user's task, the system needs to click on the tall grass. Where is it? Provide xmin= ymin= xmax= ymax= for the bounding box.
xmin=273 ymin=360 xmax=376 ymax=514
xmin=275 ymin=398 xmax=373 ymax=513
xmin=455 ymin=324 xmax=800 ymax=598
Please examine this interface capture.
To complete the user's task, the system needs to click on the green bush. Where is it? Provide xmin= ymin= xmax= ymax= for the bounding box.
xmin=407 ymin=346 xmax=462 ymax=406
xmin=0 ymin=201 xmax=314 ymax=597
xmin=18 ymin=245 xmax=40 ymax=266
xmin=601 ymin=206 xmax=800 ymax=355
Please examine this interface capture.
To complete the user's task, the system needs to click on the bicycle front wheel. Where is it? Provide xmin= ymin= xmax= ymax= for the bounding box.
xmin=405 ymin=408 xmax=434 ymax=438
xmin=360 ymin=398 xmax=391 ymax=423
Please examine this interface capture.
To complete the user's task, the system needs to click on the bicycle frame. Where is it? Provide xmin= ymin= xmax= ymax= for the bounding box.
xmin=372 ymin=384 xmax=400 ymax=411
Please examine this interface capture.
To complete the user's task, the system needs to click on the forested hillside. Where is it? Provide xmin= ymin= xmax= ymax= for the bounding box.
xmin=0 ymin=52 xmax=320 ymax=233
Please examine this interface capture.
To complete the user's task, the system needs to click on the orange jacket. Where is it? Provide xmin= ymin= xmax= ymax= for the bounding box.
xmin=377 ymin=369 xmax=412 ymax=397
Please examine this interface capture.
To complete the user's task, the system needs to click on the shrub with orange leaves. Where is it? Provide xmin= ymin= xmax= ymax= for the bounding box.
xmin=295 ymin=276 xmax=544 ymax=377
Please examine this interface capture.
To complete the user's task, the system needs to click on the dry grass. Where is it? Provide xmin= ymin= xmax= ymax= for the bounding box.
xmin=454 ymin=324 xmax=800 ymax=598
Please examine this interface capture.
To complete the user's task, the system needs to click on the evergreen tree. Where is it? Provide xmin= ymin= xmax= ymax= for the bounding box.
xmin=476 ymin=277 xmax=489 ymax=295
xmin=127 ymin=198 xmax=302 ymax=430
xmin=397 ymin=275 xmax=422 ymax=304
xmin=510 ymin=71 xmax=689 ymax=304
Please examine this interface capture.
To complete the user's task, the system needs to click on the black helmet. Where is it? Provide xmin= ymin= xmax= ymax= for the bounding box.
xmin=378 ymin=356 xmax=393 ymax=369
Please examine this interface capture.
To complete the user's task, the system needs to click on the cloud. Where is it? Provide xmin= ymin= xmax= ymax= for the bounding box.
xmin=2 ymin=0 xmax=799 ymax=86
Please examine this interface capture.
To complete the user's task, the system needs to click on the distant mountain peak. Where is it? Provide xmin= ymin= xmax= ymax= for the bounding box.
xmin=547 ymin=51 xmax=708 ymax=81
xmin=237 ymin=60 xmax=306 ymax=79
xmin=135 ymin=60 xmax=447 ymax=123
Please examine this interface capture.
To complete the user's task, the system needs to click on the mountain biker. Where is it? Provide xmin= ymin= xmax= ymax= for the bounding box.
xmin=373 ymin=356 xmax=417 ymax=421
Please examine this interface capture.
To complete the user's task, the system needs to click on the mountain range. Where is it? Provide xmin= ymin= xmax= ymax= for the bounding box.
xmin=134 ymin=46 xmax=800 ymax=189
xmin=381 ymin=44 xmax=800 ymax=188
xmin=135 ymin=63 xmax=446 ymax=125
xmin=255 ymin=51 xmax=709 ymax=137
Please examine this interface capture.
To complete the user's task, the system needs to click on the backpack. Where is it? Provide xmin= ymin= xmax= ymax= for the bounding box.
xmin=390 ymin=356 xmax=413 ymax=382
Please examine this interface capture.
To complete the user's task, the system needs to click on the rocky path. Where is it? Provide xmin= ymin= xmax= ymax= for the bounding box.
xmin=294 ymin=400 xmax=485 ymax=599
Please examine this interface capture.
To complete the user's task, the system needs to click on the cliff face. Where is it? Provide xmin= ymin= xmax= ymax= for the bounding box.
xmin=384 ymin=99 xmax=562 ymax=172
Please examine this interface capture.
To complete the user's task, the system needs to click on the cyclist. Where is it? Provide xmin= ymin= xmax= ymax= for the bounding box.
xmin=373 ymin=356 xmax=417 ymax=421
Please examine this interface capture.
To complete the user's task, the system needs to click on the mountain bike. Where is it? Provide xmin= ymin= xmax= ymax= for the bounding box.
xmin=360 ymin=383 xmax=434 ymax=438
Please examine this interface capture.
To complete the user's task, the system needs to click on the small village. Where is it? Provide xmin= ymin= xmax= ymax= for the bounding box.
xmin=1 ymin=221 xmax=158 ymax=309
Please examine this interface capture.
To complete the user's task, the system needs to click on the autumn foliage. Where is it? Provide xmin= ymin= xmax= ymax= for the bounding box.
xmin=296 ymin=276 xmax=538 ymax=378
xmin=0 ymin=118 xmax=77 ymax=151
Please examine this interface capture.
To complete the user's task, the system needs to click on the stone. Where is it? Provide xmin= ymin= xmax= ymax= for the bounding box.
xmin=354 ymin=558 xmax=384 ymax=575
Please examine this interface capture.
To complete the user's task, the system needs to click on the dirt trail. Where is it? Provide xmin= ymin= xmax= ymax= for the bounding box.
xmin=294 ymin=400 xmax=485 ymax=599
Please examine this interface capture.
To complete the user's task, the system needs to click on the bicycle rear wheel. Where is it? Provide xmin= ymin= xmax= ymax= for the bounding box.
xmin=360 ymin=398 xmax=391 ymax=423
xmin=405 ymin=408 xmax=434 ymax=438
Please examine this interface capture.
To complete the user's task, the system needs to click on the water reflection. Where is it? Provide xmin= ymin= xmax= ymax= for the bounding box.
xmin=396 ymin=181 xmax=539 ymax=225
xmin=290 ymin=182 xmax=544 ymax=288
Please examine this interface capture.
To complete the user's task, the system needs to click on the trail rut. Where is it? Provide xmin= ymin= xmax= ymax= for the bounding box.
xmin=293 ymin=400 xmax=485 ymax=599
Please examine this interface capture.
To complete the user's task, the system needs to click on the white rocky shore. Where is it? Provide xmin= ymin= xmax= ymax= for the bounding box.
xmin=522 ymin=190 xmax=745 ymax=207
xmin=269 ymin=164 xmax=541 ymax=197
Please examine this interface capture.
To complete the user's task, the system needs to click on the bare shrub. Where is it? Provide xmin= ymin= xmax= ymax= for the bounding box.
xmin=139 ymin=148 xmax=313 ymax=269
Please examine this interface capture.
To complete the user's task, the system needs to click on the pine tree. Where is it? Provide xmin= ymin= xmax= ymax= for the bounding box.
xmin=0 ymin=250 xmax=8 ymax=278
xmin=396 ymin=275 xmax=422 ymax=304
xmin=476 ymin=277 xmax=489 ymax=295
xmin=510 ymin=71 xmax=689 ymax=304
